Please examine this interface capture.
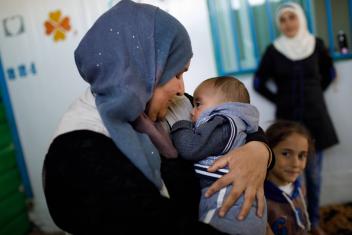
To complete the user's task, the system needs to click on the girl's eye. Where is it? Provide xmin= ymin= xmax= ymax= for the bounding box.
xmin=281 ymin=151 xmax=290 ymax=158
xmin=298 ymin=153 xmax=307 ymax=160
xmin=195 ymin=102 xmax=201 ymax=107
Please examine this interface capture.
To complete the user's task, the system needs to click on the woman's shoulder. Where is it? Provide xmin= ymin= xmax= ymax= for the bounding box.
xmin=315 ymin=37 xmax=325 ymax=44
xmin=314 ymin=37 xmax=327 ymax=50
xmin=261 ymin=44 xmax=279 ymax=58
xmin=265 ymin=43 xmax=276 ymax=53
xmin=47 ymin=130 xmax=115 ymax=155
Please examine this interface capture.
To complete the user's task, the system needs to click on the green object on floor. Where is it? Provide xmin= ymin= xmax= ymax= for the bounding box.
xmin=0 ymin=103 xmax=6 ymax=123
xmin=0 ymin=99 xmax=31 ymax=235
xmin=0 ymin=213 xmax=31 ymax=235
xmin=0 ymin=123 xmax=12 ymax=149
xmin=0 ymin=144 xmax=17 ymax=175
xmin=0 ymin=191 xmax=28 ymax=229
xmin=0 ymin=168 xmax=22 ymax=201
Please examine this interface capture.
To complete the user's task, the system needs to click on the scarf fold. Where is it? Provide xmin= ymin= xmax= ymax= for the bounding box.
xmin=74 ymin=0 xmax=192 ymax=189
xmin=274 ymin=2 xmax=315 ymax=61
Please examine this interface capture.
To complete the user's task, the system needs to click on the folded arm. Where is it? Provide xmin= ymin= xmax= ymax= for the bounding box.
xmin=171 ymin=116 xmax=231 ymax=161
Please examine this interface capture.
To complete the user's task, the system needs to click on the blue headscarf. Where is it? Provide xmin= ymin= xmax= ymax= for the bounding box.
xmin=74 ymin=0 xmax=193 ymax=189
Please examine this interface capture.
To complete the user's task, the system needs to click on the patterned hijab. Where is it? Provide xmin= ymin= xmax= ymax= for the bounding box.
xmin=74 ymin=0 xmax=193 ymax=189
xmin=274 ymin=2 xmax=315 ymax=61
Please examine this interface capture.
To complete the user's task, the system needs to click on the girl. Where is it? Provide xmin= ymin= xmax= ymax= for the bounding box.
xmin=265 ymin=120 xmax=313 ymax=235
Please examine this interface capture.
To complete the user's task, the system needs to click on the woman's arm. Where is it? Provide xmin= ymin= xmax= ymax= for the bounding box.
xmin=253 ymin=46 xmax=277 ymax=103
xmin=205 ymin=130 xmax=272 ymax=220
xmin=317 ymin=38 xmax=337 ymax=91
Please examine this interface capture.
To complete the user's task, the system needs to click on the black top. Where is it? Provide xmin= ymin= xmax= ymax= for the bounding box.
xmin=43 ymin=130 xmax=225 ymax=235
xmin=43 ymin=128 xmax=270 ymax=235
xmin=254 ymin=38 xmax=338 ymax=150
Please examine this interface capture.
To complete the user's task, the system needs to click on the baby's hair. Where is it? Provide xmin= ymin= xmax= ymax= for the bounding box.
xmin=266 ymin=120 xmax=315 ymax=156
xmin=196 ymin=76 xmax=250 ymax=103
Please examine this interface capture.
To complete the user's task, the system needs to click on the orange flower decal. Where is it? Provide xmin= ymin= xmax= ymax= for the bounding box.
xmin=44 ymin=10 xmax=71 ymax=42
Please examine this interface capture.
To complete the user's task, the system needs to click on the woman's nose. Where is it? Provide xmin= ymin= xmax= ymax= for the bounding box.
xmin=177 ymin=79 xmax=185 ymax=96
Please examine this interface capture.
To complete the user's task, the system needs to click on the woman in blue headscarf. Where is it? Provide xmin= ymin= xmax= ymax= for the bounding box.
xmin=43 ymin=1 xmax=272 ymax=234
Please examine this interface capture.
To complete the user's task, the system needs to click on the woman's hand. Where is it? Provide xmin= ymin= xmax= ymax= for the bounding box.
xmin=205 ymin=141 xmax=269 ymax=220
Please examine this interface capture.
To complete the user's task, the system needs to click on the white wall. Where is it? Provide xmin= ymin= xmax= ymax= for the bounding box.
xmin=319 ymin=61 xmax=352 ymax=205
xmin=0 ymin=0 xmax=351 ymax=232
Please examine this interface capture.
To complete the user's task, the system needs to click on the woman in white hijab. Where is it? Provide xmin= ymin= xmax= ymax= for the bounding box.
xmin=253 ymin=2 xmax=338 ymax=235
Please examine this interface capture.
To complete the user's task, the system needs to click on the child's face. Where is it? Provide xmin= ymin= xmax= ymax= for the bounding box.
xmin=191 ymin=85 xmax=222 ymax=123
xmin=269 ymin=133 xmax=308 ymax=186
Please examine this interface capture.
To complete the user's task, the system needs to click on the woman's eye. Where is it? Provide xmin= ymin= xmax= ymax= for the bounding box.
xmin=289 ymin=14 xmax=296 ymax=21
xmin=176 ymin=73 xmax=183 ymax=79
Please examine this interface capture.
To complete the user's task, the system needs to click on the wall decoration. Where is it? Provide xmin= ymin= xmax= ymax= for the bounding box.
xmin=2 ymin=15 xmax=25 ymax=37
xmin=6 ymin=62 xmax=37 ymax=80
xmin=44 ymin=10 xmax=71 ymax=42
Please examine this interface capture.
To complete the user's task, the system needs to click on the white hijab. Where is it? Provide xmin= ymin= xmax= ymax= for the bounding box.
xmin=274 ymin=2 xmax=315 ymax=61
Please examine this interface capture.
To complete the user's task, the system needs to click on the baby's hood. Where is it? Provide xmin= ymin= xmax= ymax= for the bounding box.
xmin=198 ymin=102 xmax=259 ymax=133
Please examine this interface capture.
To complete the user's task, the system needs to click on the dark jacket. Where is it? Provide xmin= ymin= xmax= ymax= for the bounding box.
xmin=265 ymin=180 xmax=310 ymax=235
xmin=43 ymin=130 xmax=224 ymax=235
xmin=254 ymin=38 xmax=338 ymax=150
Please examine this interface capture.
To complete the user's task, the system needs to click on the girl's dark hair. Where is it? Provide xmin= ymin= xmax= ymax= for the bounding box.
xmin=265 ymin=120 xmax=315 ymax=156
